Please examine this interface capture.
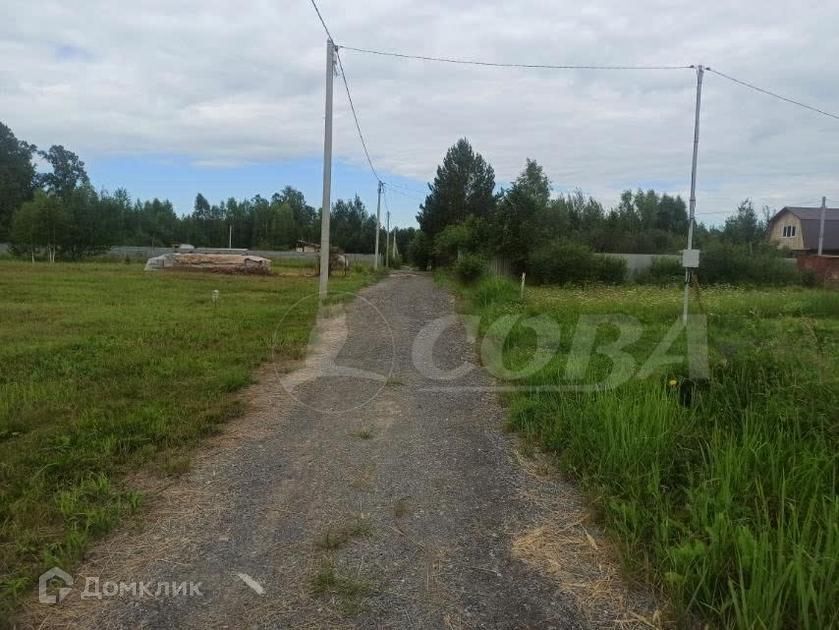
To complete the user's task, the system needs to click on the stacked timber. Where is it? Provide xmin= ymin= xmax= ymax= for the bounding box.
xmin=144 ymin=253 xmax=272 ymax=275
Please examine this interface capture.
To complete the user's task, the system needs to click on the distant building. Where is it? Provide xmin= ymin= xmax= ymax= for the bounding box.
xmin=766 ymin=206 xmax=839 ymax=254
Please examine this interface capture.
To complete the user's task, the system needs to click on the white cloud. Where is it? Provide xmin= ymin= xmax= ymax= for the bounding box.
xmin=2 ymin=0 xmax=838 ymax=220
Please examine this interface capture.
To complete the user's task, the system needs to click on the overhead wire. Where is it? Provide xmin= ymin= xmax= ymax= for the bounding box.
xmin=307 ymin=0 xmax=333 ymax=41
xmin=385 ymin=181 xmax=428 ymax=196
xmin=382 ymin=184 xmax=394 ymax=229
xmin=335 ymin=49 xmax=381 ymax=183
xmin=706 ymin=67 xmax=839 ymax=121
xmin=340 ymin=45 xmax=693 ymax=71
xmin=386 ymin=185 xmax=426 ymax=202
xmin=310 ymin=3 xmax=838 ymax=216
xmin=308 ymin=0 xmax=383 ymax=184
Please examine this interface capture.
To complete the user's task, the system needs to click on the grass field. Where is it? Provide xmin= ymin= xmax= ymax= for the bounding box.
xmin=457 ymin=278 xmax=838 ymax=629
xmin=0 ymin=260 xmax=381 ymax=618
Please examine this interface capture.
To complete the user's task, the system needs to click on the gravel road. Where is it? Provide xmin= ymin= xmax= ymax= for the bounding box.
xmin=27 ymin=272 xmax=655 ymax=629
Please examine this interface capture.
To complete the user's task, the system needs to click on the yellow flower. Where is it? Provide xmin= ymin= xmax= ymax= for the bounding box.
xmin=668 ymin=379 xmax=678 ymax=387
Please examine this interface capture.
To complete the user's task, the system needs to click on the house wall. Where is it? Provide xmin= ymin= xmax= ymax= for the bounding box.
xmin=768 ymin=210 xmax=805 ymax=250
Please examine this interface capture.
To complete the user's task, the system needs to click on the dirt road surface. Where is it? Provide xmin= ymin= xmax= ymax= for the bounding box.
xmin=25 ymin=272 xmax=656 ymax=629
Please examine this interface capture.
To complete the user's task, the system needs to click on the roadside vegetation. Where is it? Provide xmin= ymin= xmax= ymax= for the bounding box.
xmin=0 ymin=260 xmax=382 ymax=618
xmin=404 ymin=138 xmax=814 ymax=290
xmin=454 ymin=276 xmax=838 ymax=628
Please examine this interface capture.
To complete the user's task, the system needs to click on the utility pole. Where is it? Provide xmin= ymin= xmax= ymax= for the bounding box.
xmin=374 ymin=181 xmax=382 ymax=270
xmin=683 ymin=64 xmax=704 ymax=324
xmin=228 ymin=224 xmax=232 ymax=249
xmin=318 ymin=39 xmax=336 ymax=300
xmin=385 ymin=210 xmax=391 ymax=268
xmin=818 ymin=196 xmax=827 ymax=256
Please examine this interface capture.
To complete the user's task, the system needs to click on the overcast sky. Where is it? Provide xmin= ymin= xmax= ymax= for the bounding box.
xmin=3 ymin=0 xmax=838 ymax=227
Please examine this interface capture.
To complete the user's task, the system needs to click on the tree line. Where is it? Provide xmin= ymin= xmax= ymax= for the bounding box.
xmin=2 ymin=120 xmax=772 ymax=267
xmin=407 ymin=137 xmax=778 ymax=278
xmin=1 ymin=121 xmax=416 ymax=260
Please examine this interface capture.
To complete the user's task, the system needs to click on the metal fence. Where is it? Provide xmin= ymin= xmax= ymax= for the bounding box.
xmin=487 ymin=253 xmax=682 ymax=280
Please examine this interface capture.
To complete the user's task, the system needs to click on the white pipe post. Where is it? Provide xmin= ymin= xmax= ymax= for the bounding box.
xmin=318 ymin=39 xmax=336 ymax=300
xmin=391 ymin=226 xmax=397 ymax=262
xmin=385 ymin=210 xmax=390 ymax=268
xmin=818 ymin=196 xmax=826 ymax=256
xmin=683 ymin=64 xmax=704 ymax=324
xmin=374 ymin=181 xmax=382 ymax=270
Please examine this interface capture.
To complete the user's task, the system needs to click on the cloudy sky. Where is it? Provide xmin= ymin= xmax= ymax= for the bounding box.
xmin=3 ymin=0 xmax=838 ymax=227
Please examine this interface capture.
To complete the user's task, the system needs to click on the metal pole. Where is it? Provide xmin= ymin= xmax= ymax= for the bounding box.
xmin=818 ymin=196 xmax=826 ymax=256
xmin=385 ymin=210 xmax=390 ymax=268
xmin=374 ymin=181 xmax=382 ymax=269
xmin=228 ymin=224 xmax=232 ymax=249
xmin=683 ymin=64 xmax=704 ymax=324
xmin=319 ymin=39 xmax=336 ymax=300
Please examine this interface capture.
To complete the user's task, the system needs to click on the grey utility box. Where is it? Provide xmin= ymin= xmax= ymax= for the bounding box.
xmin=681 ymin=249 xmax=701 ymax=269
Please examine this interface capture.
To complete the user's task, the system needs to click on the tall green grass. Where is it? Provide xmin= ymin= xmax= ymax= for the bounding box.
xmin=0 ymin=261 xmax=380 ymax=620
xmin=462 ymin=276 xmax=839 ymax=628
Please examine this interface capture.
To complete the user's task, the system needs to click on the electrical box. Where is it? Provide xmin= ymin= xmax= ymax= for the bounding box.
xmin=681 ymin=249 xmax=701 ymax=269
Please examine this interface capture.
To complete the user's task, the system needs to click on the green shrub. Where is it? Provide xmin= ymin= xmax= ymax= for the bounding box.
xmin=470 ymin=276 xmax=520 ymax=308
xmin=433 ymin=224 xmax=471 ymax=265
xmin=801 ymin=268 xmax=819 ymax=287
xmin=699 ymin=242 xmax=800 ymax=285
xmin=637 ymin=257 xmax=683 ymax=285
xmin=407 ymin=231 xmax=431 ymax=270
xmin=528 ymin=241 xmax=626 ymax=285
xmin=528 ymin=241 xmax=592 ymax=284
xmin=592 ymin=255 xmax=627 ymax=284
xmin=454 ymin=253 xmax=485 ymax=284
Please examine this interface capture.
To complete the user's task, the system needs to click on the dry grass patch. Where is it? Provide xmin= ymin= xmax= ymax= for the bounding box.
xmin=315 ymin=517 xmax=372 ymax=551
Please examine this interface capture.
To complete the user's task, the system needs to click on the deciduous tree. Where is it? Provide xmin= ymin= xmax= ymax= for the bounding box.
xmin=0 ymin=122 xmax=36 ymax=240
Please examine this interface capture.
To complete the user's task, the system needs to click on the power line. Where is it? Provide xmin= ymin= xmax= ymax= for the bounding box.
xmin=306 ymin=1 xmax=382 ymax=182
xmin=386 ymin=185 xmax=426 ymax=202
xmin=385 ymin=181 xmax=428 ymax=195
xmin=382 ymin=185 xmax=392 ymax=213
xmin=308 ymin=0 xmax=334 ymax=41
xmin=382 ymin=185 xmax=396 ymax=228
xmin=335 ymin=49 xmax=381 ymax=182
xmin=706 ymin=67 xmax=839 ymax=121
xmin=340 ymin=45 xmax=692 ymax=71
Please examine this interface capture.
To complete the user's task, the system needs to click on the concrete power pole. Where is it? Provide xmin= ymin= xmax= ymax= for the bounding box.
xmin=374 ymin=181 xmax=382 ymax=270
xmin=683 ymin=64 xmax=704 ymax=324
xmin=818 ymin=196 xmax=827 ymax=256
xmin=385 ymin=210 xmax=391 ymax=268
xmin=318 ymin=39 xmax=336 ymax=300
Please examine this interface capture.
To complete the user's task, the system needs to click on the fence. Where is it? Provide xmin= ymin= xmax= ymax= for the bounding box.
xmin=487 ymin=256 xmax=513 ymax=278
xmin=797 ymin=254 xmax=839 ymax=287
xmin=602 ymin=253 xmax=679 ymax=278
xmin=0 ymin=244 xmax=381 ymax=267
xmin=487 ymin=253 xmax=680 ymax=280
